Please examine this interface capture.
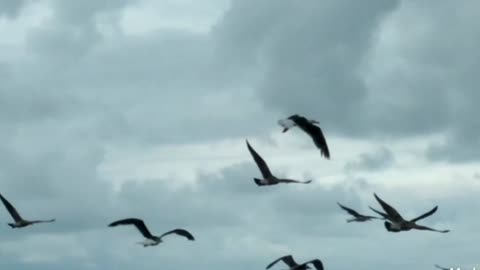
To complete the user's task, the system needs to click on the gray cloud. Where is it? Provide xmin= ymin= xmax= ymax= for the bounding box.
xmin=1 ymin=157 xmax=474 ymax=270
xmin=344 ymin=146 xmax=395 ymax=172
xmin=0 ymin=0 xmax=26 ymax=18
xmin=0 ymin=144 xmax=379 ymax=270
xmin=214 ymin=0 xmax=480 ymax=163
xmin=0 ymin=0 xmax=479 ymax=269
xmin=2 ymin=3 xmax=276 ymax=147
xmin=217 ymin=0 xmax=401 ymax=136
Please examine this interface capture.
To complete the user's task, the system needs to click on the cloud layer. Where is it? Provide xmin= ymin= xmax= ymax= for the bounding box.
xmin=0 ymin=0 xmax=479 ymax=269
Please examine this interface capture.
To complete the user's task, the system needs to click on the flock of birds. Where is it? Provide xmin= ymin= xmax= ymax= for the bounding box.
xmin=0 ymin=113 xmax=453 ymax=269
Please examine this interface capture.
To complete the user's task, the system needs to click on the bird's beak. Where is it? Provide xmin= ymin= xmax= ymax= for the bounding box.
xmin=282 ymin=128 xmax=289 ymax=133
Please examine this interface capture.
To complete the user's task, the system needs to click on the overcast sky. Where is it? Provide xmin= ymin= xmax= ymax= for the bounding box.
xmin=0 ymin=0 xmax=478 ymax=269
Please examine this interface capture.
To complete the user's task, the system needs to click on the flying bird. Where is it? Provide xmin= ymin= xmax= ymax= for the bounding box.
xmin=266 ymin=255 xmax=324 ymax=270
xmin=369 ymin=193 xmax=450 ymax=233
xmin=434 ymin=264 xmax=451 ymax=270
xmin=0 ymin=192 xmax=55 ymax=228
xmin=278 ymin=114 xmax=319 ymax=133
xmin=108 ymin=218 xmax=195 ymax=247
xmin=277 ymin=114 xmax=330 ymax=159
xmin=337 ymin=202 xmax=382 ymax=222
xmin=246 ymin=140 xmax=312 ymax=186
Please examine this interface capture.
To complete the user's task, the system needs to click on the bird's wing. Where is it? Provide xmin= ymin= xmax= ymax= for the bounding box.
xmin=159 ymin=228 xmax=195 ymax=241
xmin=373 ymin=193 xmax=405 ymax=222
xmin=246 ymin=140 xmax=273 ymax=179
xmin=363 ymin=215 xmax=383 ymax=219
xmin=0 ymin=193 xmax=23 ymax=222
xmin=108 ymin=218 xmax=155 ymax=239
xmin=434 ymin=264 xmax=450 ymax=270
xmin=277 ymin=179 xmax=312 ymax=184
xmin=337 ymin=202 xmax=362 ymax=217
xmin=413 ymin=224 xmax=450 ymax=233
xmin=409 ymin=206 xmax=438 ymax=222
xmin=305 ymin=124 xmax=330 ymax=159
xmin=266 ymin=255 xmax=298 ymax=269
xmin=302 ymin=259 xmax=324 ymax=270
xmin=289 ymin=116 xmax=330 ymax=159
xmin=31 ymin=219 xmax=55 ymax=224
xmin=368 ymin=206 xmax=390 ymax=220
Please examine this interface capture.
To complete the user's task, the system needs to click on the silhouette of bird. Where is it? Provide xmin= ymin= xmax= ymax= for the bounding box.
xmin=337 ymin=202 xmax=382 ymax=222
xmin=246 ymin=140 xmax=312 ymax=186
xmin=266 ymin=255 xmax=324 ymax=270
xmin=278 ymin=114 xmax=330 ymax=159
xmin=108 ymin=218 xmax=195 ymax=247
xmin=0 ymin=192 xmax=55 ymax=228
xmin=369 ymin=193 xmax=450 ymax=233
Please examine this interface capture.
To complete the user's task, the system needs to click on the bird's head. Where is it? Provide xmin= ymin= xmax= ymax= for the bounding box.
xmin=7 ymin=223 xmax=15 ymax=228
xmin=384 ymin=221 xmax=392 ymax=231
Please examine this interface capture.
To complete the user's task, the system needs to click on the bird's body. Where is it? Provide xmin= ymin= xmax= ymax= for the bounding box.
xmin=370 ymin=193 xmax=450 ymax=233
xmin=246 ymin=140 xmax=312 ymax=186
xmin=337 ymin=202 xmax=382 ymax=223
xmin=0 ymin=192 xmax=55 ymax=228
xmin=108 ymin=218 xmax=195 ymax=247
xmin=266 ymin=255 xmax=324 ymax=270
xmin=137 ymin=238 xmax=161 ymax=247
xmin=277 ymin=114 xmax=330 ymax=159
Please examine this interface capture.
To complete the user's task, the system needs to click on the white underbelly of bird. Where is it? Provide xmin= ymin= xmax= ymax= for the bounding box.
xmin=390 ymin=222 xmax=402 ymax=230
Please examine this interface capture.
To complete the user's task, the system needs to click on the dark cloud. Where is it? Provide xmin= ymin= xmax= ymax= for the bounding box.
xmin=213 ymin=0 xmax=480 ymax=163
xmin=215 ymin=0 xmax=401 ymax=137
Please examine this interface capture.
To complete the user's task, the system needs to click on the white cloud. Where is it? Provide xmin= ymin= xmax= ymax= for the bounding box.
xmin=119 ymin=0 xmax=230 ymax=35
